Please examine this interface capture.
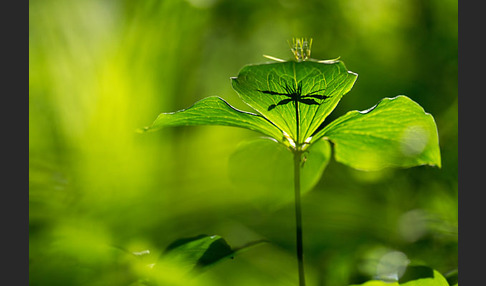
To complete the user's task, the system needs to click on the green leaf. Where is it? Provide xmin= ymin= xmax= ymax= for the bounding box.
xmin=231 ymin=60 xmax=357 ymax=145
xmin=350 ymin=281 xmax=399 ymax=286
xmin=399 ymin=266 xmax=450 ymax=286
xmin=350 ymin=266 xmax=450 ymax=286
xmin=162 ymin=234 xmax=264 ymax=273
xmin=141 ymin=96 xmax=284 ymax=141
xmin=228 ymin=137 xmax=331 ymax=208
xmin=312 ymin=95 xmax=441 ymax=171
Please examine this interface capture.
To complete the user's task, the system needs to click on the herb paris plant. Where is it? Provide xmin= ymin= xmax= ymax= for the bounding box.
xmin=142 ymin=39 xmax=441 ymax=285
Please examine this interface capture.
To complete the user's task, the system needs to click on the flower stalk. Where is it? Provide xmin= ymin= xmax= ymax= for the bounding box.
xmin=293 ymin=148 xmax=305 ymax=286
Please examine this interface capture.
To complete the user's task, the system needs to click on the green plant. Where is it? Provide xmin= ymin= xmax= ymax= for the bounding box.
xmin=142 ymin=38 xmax=441 ymax=285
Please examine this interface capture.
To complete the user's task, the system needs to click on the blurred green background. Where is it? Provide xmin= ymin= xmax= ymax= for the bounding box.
xmin=29 ymin=0 xmax=457 ymax=285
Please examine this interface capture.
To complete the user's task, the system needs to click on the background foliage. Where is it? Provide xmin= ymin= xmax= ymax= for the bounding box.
xmin=29 ymin=0 xmax=457 ymax=285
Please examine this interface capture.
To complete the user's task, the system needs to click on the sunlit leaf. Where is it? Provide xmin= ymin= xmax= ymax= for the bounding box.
xmin=399 ymin=266 xmax=450 ymax=286
xmin=228 ymin=137 xmax=331 ymax=208
xmin=350 ymin=281 xmax=399 ymax=286
xmin=142 ymin=96 xmax=284 ymax=141
xmin=231 ymin=60 xmax=357 ymax=145
xmin=313 ymin=96 xmax=441 ymax=171
xmin=350 ymin=266 xmax=449 ymax=286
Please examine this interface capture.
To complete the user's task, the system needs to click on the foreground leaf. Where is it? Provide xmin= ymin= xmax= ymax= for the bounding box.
xmin=231 ymin=60 xmax=357 ymax=144
xmin=313 ymin=96 xmax=441 ymax=171
xmin=399 ymin=266 xmax=450 ymax=286
xmin=350 ymin=266 xmax=449 ymax=286
xmin=161 ymin=234 xmax=265 ymax=273
xmin=350 ymin=281 xmax=399 ymax=286
xmin=142 ymin=96 xmax=283 ymax=141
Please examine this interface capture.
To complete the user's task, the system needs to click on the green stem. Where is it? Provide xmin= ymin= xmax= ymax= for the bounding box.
xmin=293 ymin=93 xmax=305 ymax=285
xmin=295 ymin=100 xmax=300 ymax=145
xmin=293 ymin=149 xmax=305 ymax=286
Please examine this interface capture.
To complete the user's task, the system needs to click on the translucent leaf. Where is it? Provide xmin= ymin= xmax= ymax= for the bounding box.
xmin=231 ymin=60 xmax=357 ymax=145
xmin=399 ymin=266 xmax=450 ymax=286
xmin=142 ymin=96 xmax=284 ymax=141
xmin=313 ymin=96 xmax=441 ymax=171
xmin=350 ymin=281 xmax=399 ymax=286
xmin=350 ymin=266 xmax=449 ymax=286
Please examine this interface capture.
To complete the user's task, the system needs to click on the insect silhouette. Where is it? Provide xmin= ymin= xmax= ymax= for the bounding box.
xmin=257 ymin=81 xmax=329 ymax=111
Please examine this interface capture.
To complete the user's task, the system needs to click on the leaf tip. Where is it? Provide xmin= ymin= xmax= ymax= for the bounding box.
xmin=262 ymin=54 xmax=286 ymax=62
xmin=317 ymin=56 xmax=341 ymax=64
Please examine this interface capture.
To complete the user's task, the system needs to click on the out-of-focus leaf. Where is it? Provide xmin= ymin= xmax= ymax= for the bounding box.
xmin=161 ymin=234 xmax=265 ymax=273
xmin=350 ymin=281 xmax=399 ymax=286
xmin=231 ymin=60 xmax=357 ymax=145
xmin=399 ymin=266 xmax=450 ymax=286
xmin=350 ymin=266 xmax=449 ymax=286
xmin=313 ymin=96 xmax=441 ymax=171
xmin=228 ymin=137 xmax=331 ymax=208
xmin=142 ymin=96 xmax=284 ymax=141
xmin=162 ymin=234 xmax=232 ymax=272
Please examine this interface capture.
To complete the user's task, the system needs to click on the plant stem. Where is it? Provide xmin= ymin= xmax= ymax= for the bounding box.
xmin=295 ymin=99 xmax=300 ymax=145
xmin=293 ymin=149 xmax=305 ymax=286
xmin=293 ymin=87 xmax=305 ymax=285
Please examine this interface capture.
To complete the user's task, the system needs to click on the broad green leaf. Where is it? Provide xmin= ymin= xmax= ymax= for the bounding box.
xmin=228 ymin=137 xmax=331 ymax=209
xmin=350 ymin=281 xmax=399 ymax=286
xmin=399 ymin=266 xmax=450 ymax=286
xmin=312 ymin=95 xmax=441 ymax=171
xmin=350 ymin=266 xmax=449 ymax=286
xmin=162 ymin=234 xmax=264 ymax=273
xmin=163 ymin=234 xmax=232 ymax=272
xmin=231 ymin=60 xmax=357 ymax=145
xmin=141 ymin=96 xmax=283 ymax=141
